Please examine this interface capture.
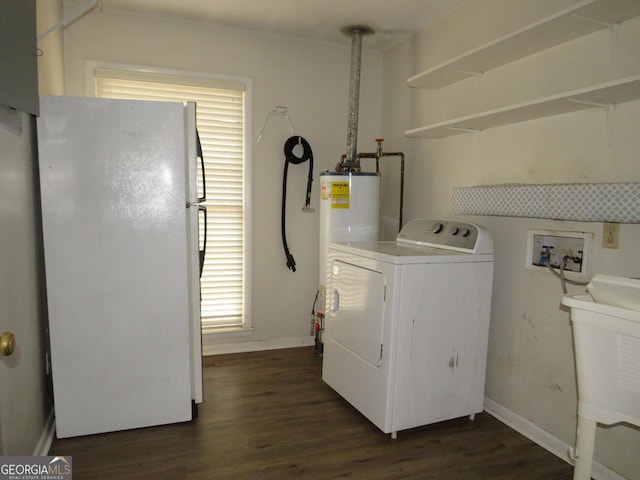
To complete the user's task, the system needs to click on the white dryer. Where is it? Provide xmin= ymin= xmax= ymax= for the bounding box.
xmin=322 ymin=218 xmax=494 ymax=438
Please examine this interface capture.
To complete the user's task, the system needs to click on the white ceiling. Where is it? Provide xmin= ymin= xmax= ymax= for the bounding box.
xmin=79 ymin=0 xmax=467 ymax=51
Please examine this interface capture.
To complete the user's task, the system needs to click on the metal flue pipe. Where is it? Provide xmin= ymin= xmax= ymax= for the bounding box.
xmin=342 ymin=25 xmax=374 ymax=170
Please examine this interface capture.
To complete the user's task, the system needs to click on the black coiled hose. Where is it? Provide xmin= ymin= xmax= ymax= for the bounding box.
xmin=281 ymin=136 xmax=313 ymax=272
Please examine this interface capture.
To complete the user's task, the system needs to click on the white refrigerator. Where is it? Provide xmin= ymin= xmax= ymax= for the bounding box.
xmin=37 ymin=96 xmax=204 ymax=438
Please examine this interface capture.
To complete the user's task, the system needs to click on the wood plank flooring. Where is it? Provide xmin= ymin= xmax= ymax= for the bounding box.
xmin=50 ymin=347 xmax=574 ymax=479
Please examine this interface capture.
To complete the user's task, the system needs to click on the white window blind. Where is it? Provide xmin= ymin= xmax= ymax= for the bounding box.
xmin=94 ymin=68 xmax=247 ymax=329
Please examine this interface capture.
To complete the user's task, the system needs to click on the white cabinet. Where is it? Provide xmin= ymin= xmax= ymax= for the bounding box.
xmin=405 ymin=0 xmax=640 ymax=138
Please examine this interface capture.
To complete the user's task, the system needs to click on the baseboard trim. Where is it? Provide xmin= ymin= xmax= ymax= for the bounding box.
xmin=202 ymin=336 xmax=315 ymax=356
xmin=484 ymin=397 xmax=627 ymax=480
xmin=33 ymin=408 xmax=55 ymax=456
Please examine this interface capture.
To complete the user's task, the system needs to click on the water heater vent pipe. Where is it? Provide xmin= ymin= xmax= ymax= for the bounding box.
xmin=342 ymin=25 xmax=374 ymax=170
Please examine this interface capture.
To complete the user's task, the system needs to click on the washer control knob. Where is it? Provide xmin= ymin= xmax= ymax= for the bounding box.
xmin=432 ymin=223 xmax=444 ymax=234
xmin=450 ymin=226 xmax=459 ymax=235
xmin=461 ymin=228 xmax=471 ymax=237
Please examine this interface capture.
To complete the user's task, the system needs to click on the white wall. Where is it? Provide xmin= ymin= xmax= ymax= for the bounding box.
xmin=37 ymin=0 xmax=64 ymax=95
xmin=62 ymin=10 xmax=382 ymax=353
xmin=382 ymin=1 xmax=640 ymax=478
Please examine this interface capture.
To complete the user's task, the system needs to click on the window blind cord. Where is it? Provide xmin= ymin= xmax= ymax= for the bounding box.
xmin=281 ymin=136 xmax=314 ymax=272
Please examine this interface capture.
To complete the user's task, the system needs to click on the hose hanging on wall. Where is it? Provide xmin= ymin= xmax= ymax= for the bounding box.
xmin=281 ymin=135 xmax=314 ymax=272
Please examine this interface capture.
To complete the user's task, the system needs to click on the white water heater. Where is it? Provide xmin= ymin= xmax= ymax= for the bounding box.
xmin=313 ymin=26 xmax=381 ymax=354
xmin=319 ymin=171 xmax=379 ymax=289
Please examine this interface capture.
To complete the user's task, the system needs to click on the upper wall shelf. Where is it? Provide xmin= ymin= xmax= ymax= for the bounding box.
xmin=405 ymin=74 xmax=640 ymax=138
xmin=407 ymin=0 xmax=640 ymax=89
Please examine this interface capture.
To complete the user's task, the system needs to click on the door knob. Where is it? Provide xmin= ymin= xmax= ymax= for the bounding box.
xmin=0 ymin=331 xmax=15 ymax=356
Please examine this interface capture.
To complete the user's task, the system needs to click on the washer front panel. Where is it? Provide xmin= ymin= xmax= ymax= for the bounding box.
xmin=322 ymin=222 xmax=494 ymax=436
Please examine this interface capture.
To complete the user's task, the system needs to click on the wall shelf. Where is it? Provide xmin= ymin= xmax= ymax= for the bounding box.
xmin=405 ymin=74 xmax=640 ymax=139
xmin=407 ymin=0 xmax=640 ymax=89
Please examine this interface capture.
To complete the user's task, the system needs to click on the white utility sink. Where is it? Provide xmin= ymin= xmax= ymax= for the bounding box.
xmin=587 ymin=274 xmax=640 ymax=312
xmin=562 ymin=275 xmax=640 ymax=480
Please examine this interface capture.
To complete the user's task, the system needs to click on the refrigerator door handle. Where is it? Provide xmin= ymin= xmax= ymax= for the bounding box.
xmin=198 ymin=205 xmax=207 ymax=278
xmin=196 ymin=130 xmax=206 ymax=203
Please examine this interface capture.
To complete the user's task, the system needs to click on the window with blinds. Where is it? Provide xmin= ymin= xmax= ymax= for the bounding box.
xmin=94 ymin=67 xmax=249 ymax=330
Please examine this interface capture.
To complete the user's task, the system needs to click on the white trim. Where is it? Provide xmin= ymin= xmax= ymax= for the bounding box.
xmin=484 ymin=397 xmax=628 ymax=480
xmin=242 ymin=75 xmax=253 ymax=331
xmin=33 ymin=408 xmax=56 ymax=456
xmin=202 ymin=335 xmax=315 ymax=356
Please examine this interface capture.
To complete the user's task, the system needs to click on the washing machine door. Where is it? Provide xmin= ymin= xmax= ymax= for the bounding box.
xmin=328 ymin=260 xmax=385 ymax=366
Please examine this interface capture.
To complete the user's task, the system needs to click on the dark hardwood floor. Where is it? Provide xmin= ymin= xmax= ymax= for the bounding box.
xmin=51 ymin=347 xmax=574 ymax=479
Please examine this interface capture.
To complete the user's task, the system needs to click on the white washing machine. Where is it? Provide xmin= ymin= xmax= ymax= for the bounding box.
xmin=322 ymin=218 xmax=494 ymax=438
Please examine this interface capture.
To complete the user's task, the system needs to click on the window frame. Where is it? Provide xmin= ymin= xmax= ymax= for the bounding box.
xmin=85 ymin=60 xmax=253 ymax=333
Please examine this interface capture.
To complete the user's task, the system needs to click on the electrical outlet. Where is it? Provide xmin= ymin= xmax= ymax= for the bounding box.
xmin=526 ymin=230 xmax=592 ymax=279
xmin=603 ymin=222 xmax=619 ymax=249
